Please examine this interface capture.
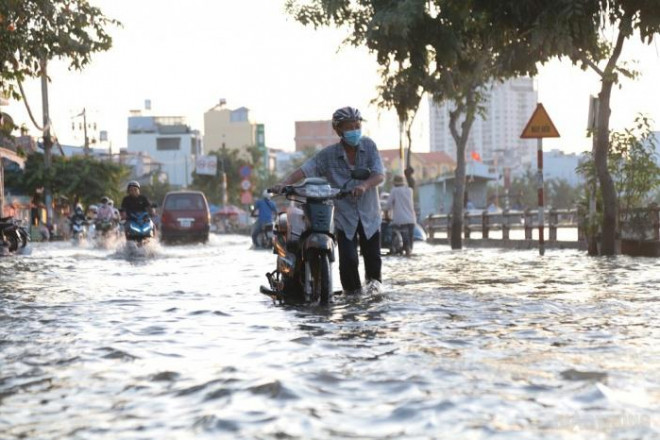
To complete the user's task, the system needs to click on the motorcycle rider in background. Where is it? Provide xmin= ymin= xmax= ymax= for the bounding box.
xmin=96 ymin=196 xmax=115 ymax=222
xmin=69 ymin=204 xmax=86 ymax=235
xmin=120 ymin=181 xmax=154 ymax=224
xmin=251 ymin=190 xmax=277 ymax=248
xmin=96 ymin=196 xmax=118 ymax=237
xmin=272 ymin=106 xmax=385 ymax=295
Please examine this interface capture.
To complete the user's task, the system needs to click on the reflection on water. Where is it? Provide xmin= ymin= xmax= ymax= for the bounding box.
xmin=1 ymin=236 xmax=659 ymax=439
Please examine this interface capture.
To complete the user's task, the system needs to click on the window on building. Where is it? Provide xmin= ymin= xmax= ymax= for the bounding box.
xmin=157 ymin=137 xmax=181 ymax=151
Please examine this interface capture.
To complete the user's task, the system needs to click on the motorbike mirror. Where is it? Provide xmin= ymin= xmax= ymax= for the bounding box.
xmin=350 ymin=168 xmax=370 ymax=180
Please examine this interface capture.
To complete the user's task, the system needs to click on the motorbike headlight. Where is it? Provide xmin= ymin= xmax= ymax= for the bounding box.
xmin=296 ymin=185 xmax=339 ymax=198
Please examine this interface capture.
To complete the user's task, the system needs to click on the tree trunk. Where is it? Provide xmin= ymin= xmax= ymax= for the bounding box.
xmin=589 ymin=13 xmax=632 ymax=256
xmin=450 ymin=143 xmax=467 ymax=249
xmin=595 ymin=81 xmax=617 ymax=255
xmin=448 ymin=95 xmax=476 ymax=250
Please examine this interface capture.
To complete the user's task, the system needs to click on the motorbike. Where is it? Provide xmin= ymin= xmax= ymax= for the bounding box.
xmin=70 ymin=217 xmax=87 ymax=244
xmin=260 ymin=168 xmax=370 ymax=305
xmin=255 ymin=222 xmax=274 ymax=249
xmin=0 ymin=216 xmax=29 ymax=253
xmin=125 ymin=211 xmax=154 ymax=246
xmin=380 ymin=218 xmax=411 ymax=256
xmin=95 ymin=218 xmax=119 ymax=245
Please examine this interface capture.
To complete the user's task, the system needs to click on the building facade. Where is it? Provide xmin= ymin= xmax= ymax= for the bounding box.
xmin=378 ymin=149 xmax=456 ymax=182
xmin=429 ymin=77 xmax=538 ymax=171
xmin=127 ymin=114 xmax=201 ymax=188
xmin=203 ymin=100 xmax=259 ymax=155
xmin=542 ymin=149 xmax=586 ymax=187
xmin=294 ymin=120 xmax=337 ymax=152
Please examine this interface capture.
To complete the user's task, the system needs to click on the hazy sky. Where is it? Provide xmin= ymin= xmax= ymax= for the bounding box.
xmin=6 ymin=0 xmax=660 ymax=155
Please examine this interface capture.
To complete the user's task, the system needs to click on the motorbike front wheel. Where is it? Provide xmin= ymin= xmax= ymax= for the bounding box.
xmin=6 ymin=232 xmax=19 ymax=252
xmin=311 ymin=253 xmax=332 ymax=305
xmin=258 ymin=232 xmax=272 ymax=249
xmin=390 ymin=230 xmax=403 ymax=255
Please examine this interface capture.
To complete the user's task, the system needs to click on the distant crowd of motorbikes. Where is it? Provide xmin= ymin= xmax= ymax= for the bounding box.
xmin=1 ymin=198 xmax=156 ymax=255
xmin=66 ymin=199 xmax=155 ymax=248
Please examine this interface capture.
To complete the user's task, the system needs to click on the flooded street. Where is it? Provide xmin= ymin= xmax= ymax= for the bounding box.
xmin=1 ymin=235 xmax=659 ymax=439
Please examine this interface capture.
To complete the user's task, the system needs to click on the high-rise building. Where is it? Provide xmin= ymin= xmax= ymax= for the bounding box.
xmin=428 ymin=77 xmax=538 ymax=170
xmin=203 ymin=100 xmax=260 ymax=155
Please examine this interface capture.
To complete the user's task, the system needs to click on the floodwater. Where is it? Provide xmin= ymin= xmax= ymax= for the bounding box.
xmin=1 ymin=235 xmax=659 ymax=439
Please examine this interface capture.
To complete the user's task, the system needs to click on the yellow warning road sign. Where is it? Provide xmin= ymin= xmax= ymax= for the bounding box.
xmin=520 ymin=103 xmax=560 ymax=139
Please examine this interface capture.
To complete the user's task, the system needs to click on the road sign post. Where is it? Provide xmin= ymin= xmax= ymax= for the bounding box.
xmin=520 ymin=103 xmax=560 ymax=256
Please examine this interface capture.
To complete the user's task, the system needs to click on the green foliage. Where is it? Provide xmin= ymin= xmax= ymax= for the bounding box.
xmin=577 ymin=114 xmax=660 ymax=210
xmin=189 ymin=148 xmax=278 ymax=206
xmin=506 ymin=170 xmax=539 ymax=210
xmin=139 ymin=175 xmax=172 ymax=207
xmin=548 ymin=178 xmax=582 ymax=209
xmin=488 ymin=172 xmax=581 ymax=211
xmin=0 ymin=0 xmax=120 ymax=99
xmin=6 ymin=152 xmax=130 ymax=207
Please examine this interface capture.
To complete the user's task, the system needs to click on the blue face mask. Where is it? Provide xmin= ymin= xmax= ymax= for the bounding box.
xmin=342 ymin=129 xmax=362 ymax=147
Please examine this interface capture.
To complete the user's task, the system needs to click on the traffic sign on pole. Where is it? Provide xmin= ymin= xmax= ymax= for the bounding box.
xmin=520 ymin=103 xmax=561 ymax=256
xmin=520 ymin=103 xmax=560 ymax=139
xmin=239 ymin=165 xmax=252 ymax=178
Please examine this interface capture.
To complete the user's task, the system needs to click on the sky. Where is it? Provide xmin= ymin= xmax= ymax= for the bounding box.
xmin=5 ymin=0 xmax=660 ymax=156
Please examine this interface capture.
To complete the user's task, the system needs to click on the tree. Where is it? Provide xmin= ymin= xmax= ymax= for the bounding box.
xmin=140 ymin=173 xmax=172 ymax=207
xmin=7 ymin=152 xmax=130 ymax=208
xmin=471 ymin=0 xmax=660 ymax=254
xmin=286 ymin=0 xmax=552 ymax=249
xmin=507 ymin=170 xmax=540 ymax=210
xmin=0 ymin=0 xmax=119 ymax=99
xmin=547 ymin=179 xmax=581 ymax=210
xmin=373 ymin=62 xmax=425 ymax=187
xmin=577 ymin=115 xmax=660 ymax=240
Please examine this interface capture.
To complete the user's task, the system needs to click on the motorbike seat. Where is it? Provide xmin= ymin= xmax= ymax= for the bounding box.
xmin=292 ymin=177 xmax=329 ymax=188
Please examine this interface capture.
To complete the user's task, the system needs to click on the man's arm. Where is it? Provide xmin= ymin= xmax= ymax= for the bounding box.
xmin=271 ymin=168 xmax=305 ymax=193
xmin=353 ymin=173 xmax=385 ymax=197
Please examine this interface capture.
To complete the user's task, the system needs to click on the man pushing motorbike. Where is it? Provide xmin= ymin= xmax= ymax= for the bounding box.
xmin=272 ymin=106 xmax=385 ymax=295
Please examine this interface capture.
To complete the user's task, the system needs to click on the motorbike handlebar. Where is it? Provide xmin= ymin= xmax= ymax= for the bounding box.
xmin=336 ymin=189 xmax=353 ymax=199
xmin=267 ymin=186 xmax=292 ymax=196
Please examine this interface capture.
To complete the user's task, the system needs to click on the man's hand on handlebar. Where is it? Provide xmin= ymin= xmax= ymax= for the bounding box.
xmin=268 ymin=184 xmax=285 ymax=195
xmin=352 ymin=183 xmax=368 ymax=197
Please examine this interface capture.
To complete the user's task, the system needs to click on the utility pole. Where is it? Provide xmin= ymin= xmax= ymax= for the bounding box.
xmin=82 ymin=108 xmax=89 ymax=155
xmin=73 ymin=108 xmax=90 ymax=155
xmin=219 ymin=143 xmax=227 ymax=206
xmin=41 ymin=58 xmax=54 ymax=227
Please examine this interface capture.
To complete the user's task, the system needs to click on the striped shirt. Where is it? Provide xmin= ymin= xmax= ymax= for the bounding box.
xmin=300 ymin=136 xmax=384 ymax=240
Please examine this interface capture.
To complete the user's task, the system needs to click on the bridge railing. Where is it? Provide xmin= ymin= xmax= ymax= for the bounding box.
xmin=424 ymin=204 xmax=660 ymax=246
xmin=424 ymin=208 xmax=580 ymax=242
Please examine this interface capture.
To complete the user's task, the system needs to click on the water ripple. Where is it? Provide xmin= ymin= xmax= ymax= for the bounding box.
xmin=0 ymin=239 xmax=659 ymax=439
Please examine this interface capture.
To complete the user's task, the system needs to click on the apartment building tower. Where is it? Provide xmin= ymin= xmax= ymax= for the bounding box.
xmin=428 ymin=77 xmax=538 ymax=171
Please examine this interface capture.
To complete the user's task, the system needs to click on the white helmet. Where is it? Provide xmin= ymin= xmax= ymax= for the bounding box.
xmin=262 ymin=190 xmax=271 ymax=199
